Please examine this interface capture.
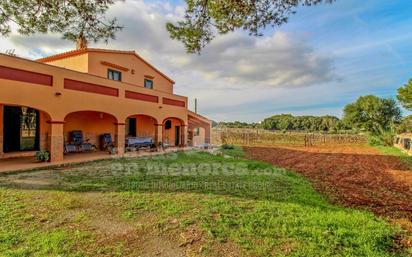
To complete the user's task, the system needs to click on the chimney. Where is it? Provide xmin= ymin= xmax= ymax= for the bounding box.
xmin=195 ymin=98 xmax=198 ymax=114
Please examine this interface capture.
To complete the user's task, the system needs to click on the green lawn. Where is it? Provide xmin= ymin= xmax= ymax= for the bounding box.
xmin=0 ymin=148 xmax=408 ymax=256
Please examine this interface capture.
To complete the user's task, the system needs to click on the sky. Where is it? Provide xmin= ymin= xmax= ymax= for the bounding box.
xmin=1 ymin=0 xmax=412 ymax=122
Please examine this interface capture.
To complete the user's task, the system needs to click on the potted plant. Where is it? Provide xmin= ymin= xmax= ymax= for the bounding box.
xmin=35 ymin=150 xmax=50 ymax=162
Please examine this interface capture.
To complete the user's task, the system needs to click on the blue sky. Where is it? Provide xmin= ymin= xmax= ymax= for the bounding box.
xmin=280 ymin=0 xmax=412 ymax=112
xmin=1 ymin=0 xmax=412 ymax=122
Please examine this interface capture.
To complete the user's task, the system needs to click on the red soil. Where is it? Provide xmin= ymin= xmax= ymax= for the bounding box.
xmin=244 ymin=145 xmax=412 ymax=220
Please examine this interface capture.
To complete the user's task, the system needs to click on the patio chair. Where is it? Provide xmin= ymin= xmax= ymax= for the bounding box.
xmin=64 ymin=141 xmax=77 ymax=154
xmin=70 ymin=130 xmax=96 ymax=152
xmin=100 ymin=133 xmax=117 ymax=154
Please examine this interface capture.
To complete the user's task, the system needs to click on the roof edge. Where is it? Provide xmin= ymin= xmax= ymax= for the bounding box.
xmin=36 ymin=48 xmax=175 ymax=84
xmin=188 ymin=110 xmax=211 ymax=124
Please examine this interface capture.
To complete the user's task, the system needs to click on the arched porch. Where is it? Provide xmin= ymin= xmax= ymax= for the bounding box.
xmin=125 ymin=114 xmax=158 ymax=150
xmin=0 ymin=103 xmax=52 ymax=159
xmin=162 ymin=117 xmax=186 ymax=147
xmin=63 ymin=111 xmax=120 ymax=159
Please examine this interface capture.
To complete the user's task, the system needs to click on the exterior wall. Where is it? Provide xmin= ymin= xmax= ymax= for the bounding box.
xmin=0 ymin=104 xmax=3 ymax=157
xmin=87 ymin=52 xmax=174 ymax=94
xmin=163 ymin=118 xmax=183 ymax=146
xmin=64 ymin=111 xmax=117 ymax=148
xmin=129 ymin=115 xmax=157 ymax=138
xmin=188 ymin=112 xmax=212 ymax=145
xmin=45 ymin=53 xmax=89 ymax=73
xmin=0 ymin=54 xmax=188 ymax=123
xmin=192 ymin=127 xmax=206 ymax=147
xmin=39 ymin=111 xmax=51 ymax=151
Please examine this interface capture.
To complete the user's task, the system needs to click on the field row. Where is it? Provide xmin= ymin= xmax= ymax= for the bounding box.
xmin=212 ymin=128 xmax=367 ymax=146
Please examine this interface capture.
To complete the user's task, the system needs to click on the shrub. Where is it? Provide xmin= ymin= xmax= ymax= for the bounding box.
xmin=368 ymin=135 xmax=384 ymax=146
xmin=368 ymin=131 xmax=395 ymax=146
xmin=35 ymin=150 xmax=50 ymax=162
xmin=221 ymin=144 xmax=235 ymax=149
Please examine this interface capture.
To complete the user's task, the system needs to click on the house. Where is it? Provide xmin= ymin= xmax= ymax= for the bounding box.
xmin=0 ymin=48 xmax=211 ymax=163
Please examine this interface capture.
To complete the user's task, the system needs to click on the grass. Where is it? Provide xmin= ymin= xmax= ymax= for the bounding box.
xmin=219 ymin=145 xmax=245 ymax=158
xmin=0 ymin=149 xmax=408 ymax=256
xmin=375 ymin=145 xmax=412 ymax=169
xmin=0 ymin=190 xmax=89 ymax=257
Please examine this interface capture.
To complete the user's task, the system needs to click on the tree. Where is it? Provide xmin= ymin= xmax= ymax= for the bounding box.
xmin=397 ymin=78 xmax=412 ymax=110
xmin=261 ymin=114 xmax=340 ymax=132
xmin=320 ymin=115 xmax=340 ymax=131
xmin=167 ymin=0 xmax=335 ymax=53
xmin=216 ymin=121 xmax=260 ymax=128
xmin=0 ymin=0 xmax=122 ymax=49
xmin=342 ymin=95 xmax=401 ymax=134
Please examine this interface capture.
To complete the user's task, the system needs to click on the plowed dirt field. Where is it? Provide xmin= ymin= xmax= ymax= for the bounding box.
xmin=244 ymin=146 xmax=412 ymax=221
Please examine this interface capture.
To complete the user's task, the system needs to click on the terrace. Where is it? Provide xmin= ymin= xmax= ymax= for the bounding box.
xmin=0 ymin=147 xmax=194 ymax=174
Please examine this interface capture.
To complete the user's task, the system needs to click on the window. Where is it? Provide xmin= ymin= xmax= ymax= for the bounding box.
xmin=144 ymin=78 xmax=153 ymax=89
xmin=165 ymin=120 xmax=172 ymax=130
xmin=108 ymin=69 xmax=121 ymax=81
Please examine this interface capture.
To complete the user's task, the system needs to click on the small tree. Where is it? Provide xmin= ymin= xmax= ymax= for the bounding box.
xmin=0 ymin=0 xmax=123 ymax=49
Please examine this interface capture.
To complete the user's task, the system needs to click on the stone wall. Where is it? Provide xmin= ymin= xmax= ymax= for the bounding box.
xmin=394 ymin=133 xmax=412 ymax=155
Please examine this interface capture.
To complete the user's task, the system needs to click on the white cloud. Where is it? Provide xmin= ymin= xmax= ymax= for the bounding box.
xmin=181 ymin=31 xmax=335 ymax=89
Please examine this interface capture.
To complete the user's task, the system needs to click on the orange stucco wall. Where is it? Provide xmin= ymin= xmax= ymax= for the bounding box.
xmin=0 ymin=54 xmax=188 ymax=123
xmin=64 ymin=111 xmax=117 ymax=147
xmin=163 ymin=118 xmax=183 ymax=146
xmin=0 ymin=52 xmax=210 ymax=161
xmin=87 ymin=52 xmax=174 ymax=94
xmin=46 ymin=53 xmax=89 ymax=73
xmin=127 ymin=115 xmax=157 ymax=138
xmin=39 ymin=111 xmax=51 ymax=151
xmin=0 ymin=105 xmax=3 ymax=156
xmin=192 ymin=127 xmax=206 ymax=147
